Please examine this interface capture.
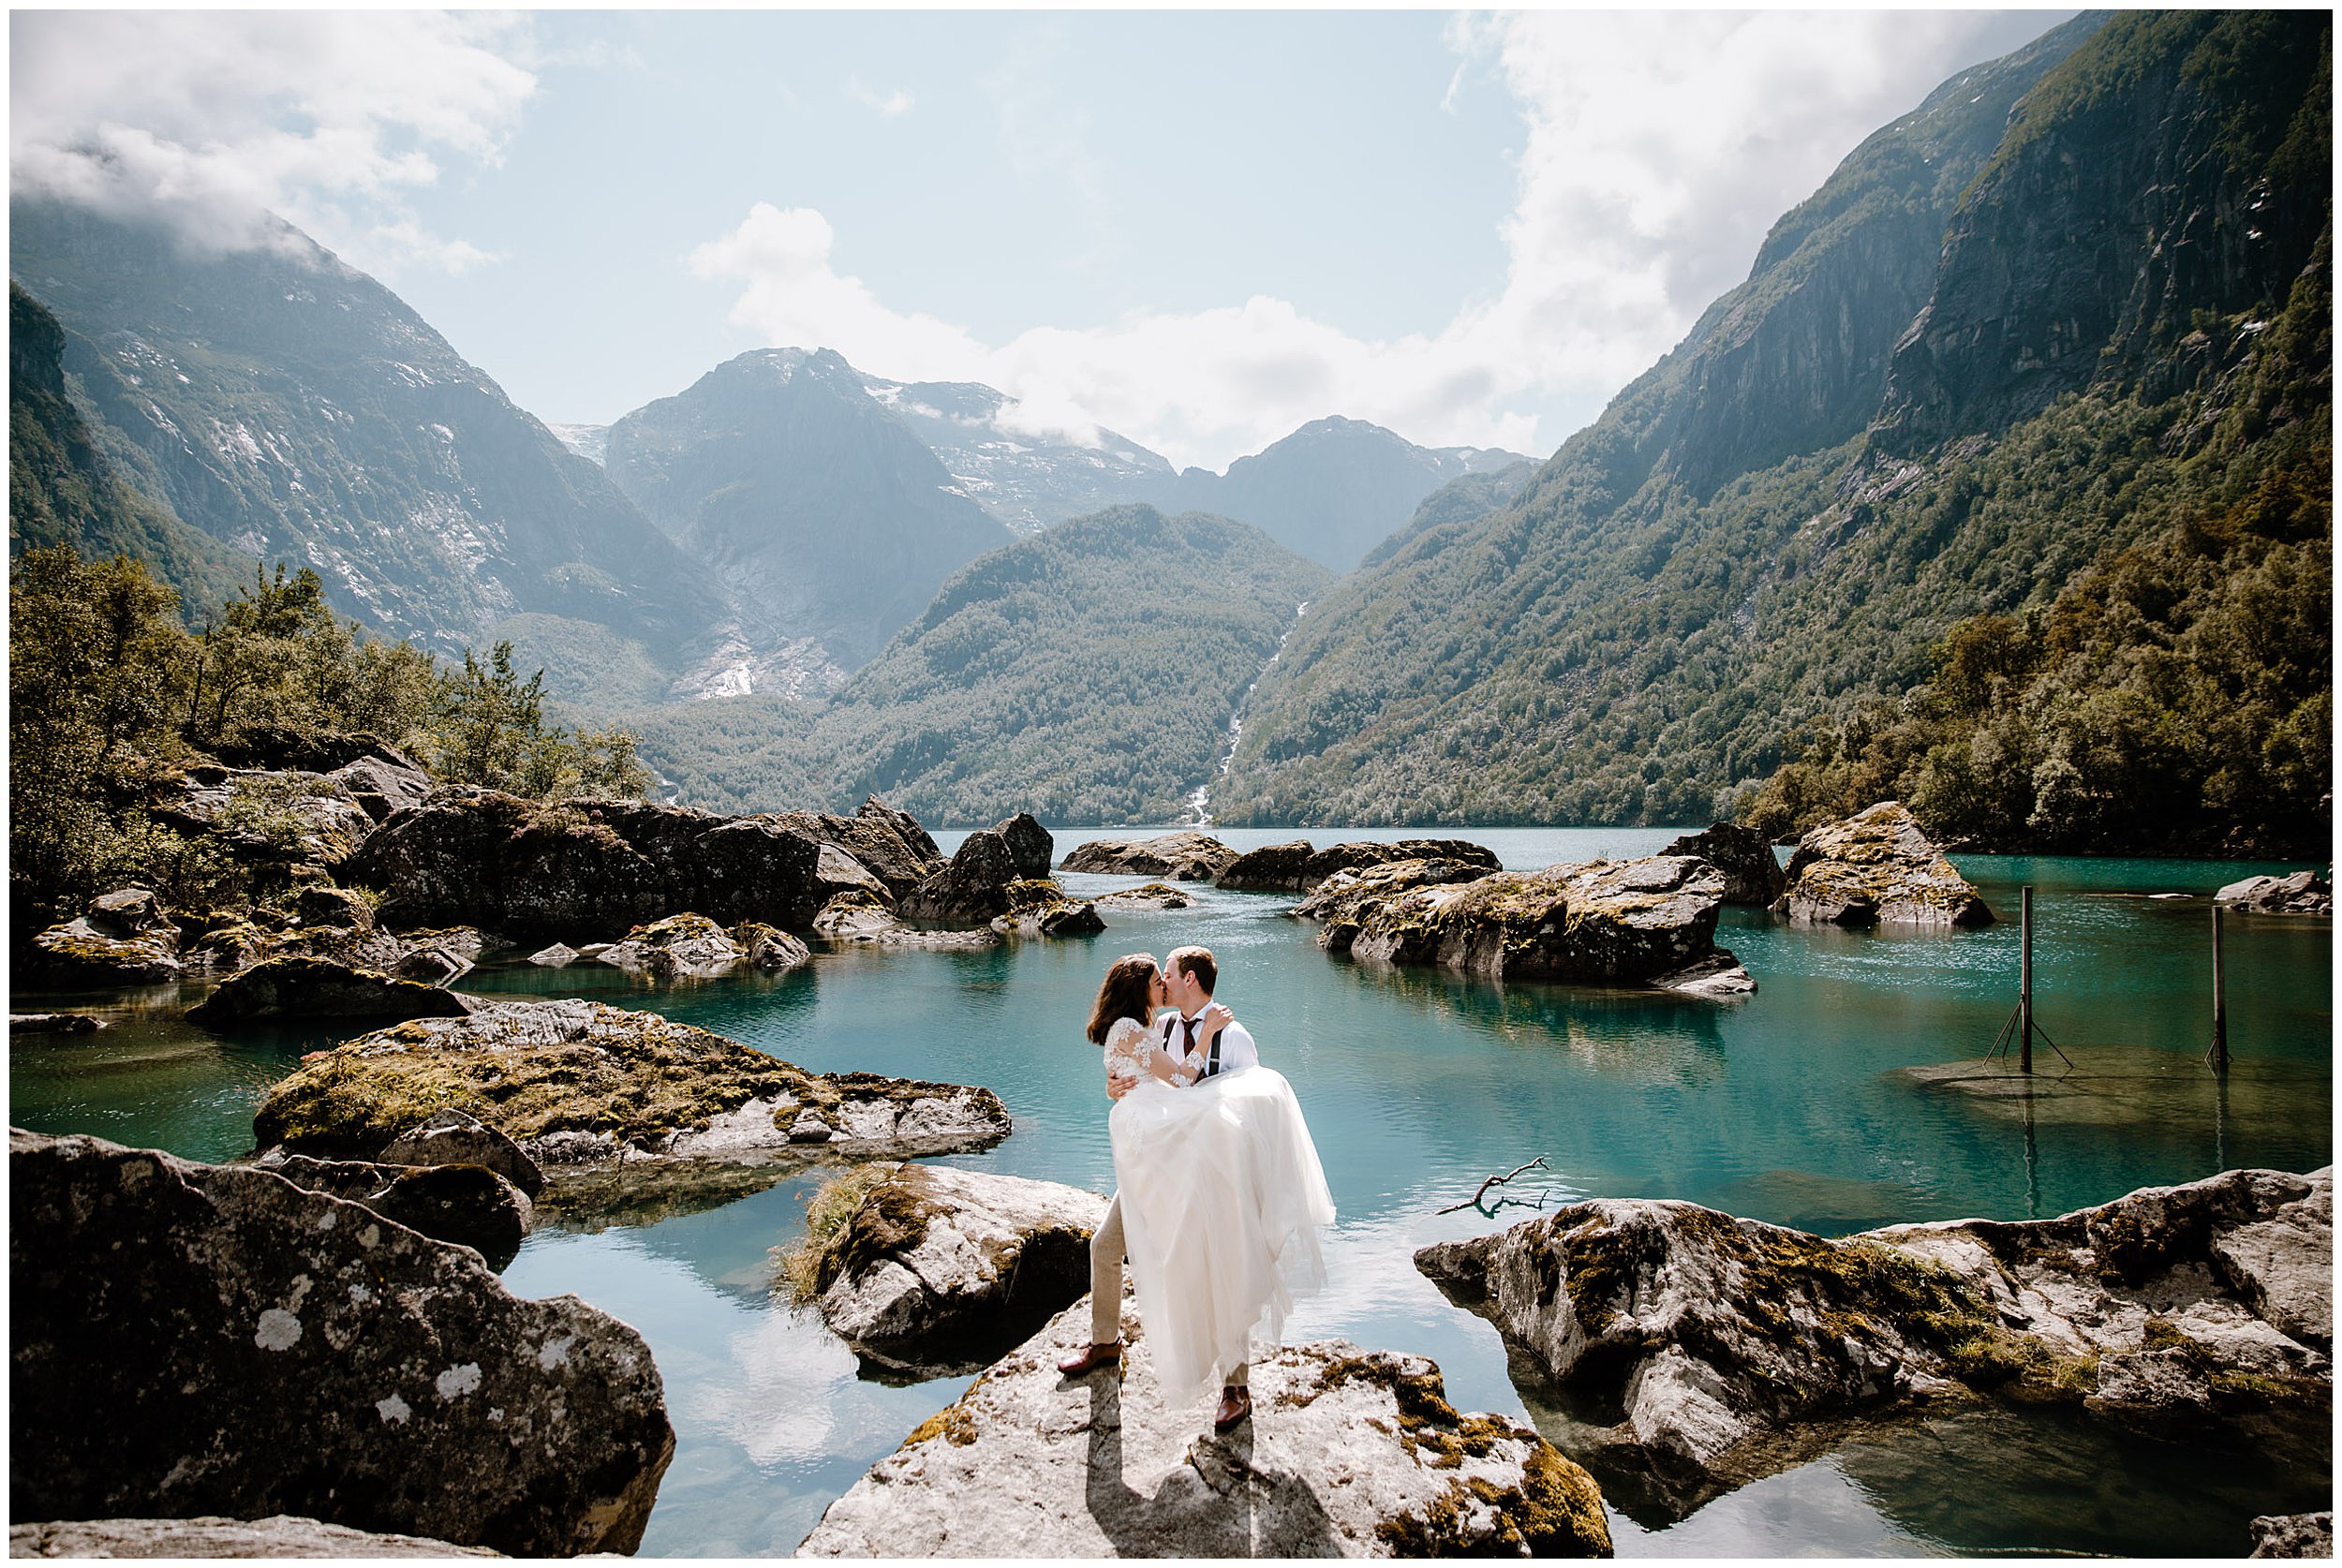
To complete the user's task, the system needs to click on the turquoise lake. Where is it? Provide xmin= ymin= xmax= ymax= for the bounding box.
xmin=11 ymin=827 xmax=2333 ymax=1556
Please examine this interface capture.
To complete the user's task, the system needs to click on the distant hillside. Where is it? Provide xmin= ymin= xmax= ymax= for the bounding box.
xmin=1153 ymin=416 xmax=1533 ymax=571
xmin=858 ymin=373 xmax=1175 ymax=536
xmin=1216 ymin=11 xmax=2332 ymax=856
xmin=9 ymin=283 xmax=246 ymax=614
xmin=10 ymin=200 xmax=743 ymax=704
xmin=630 ymin=506 xmax=1331 ymax=822
xmin=605 ymin=348 xmax=1013 ymax=679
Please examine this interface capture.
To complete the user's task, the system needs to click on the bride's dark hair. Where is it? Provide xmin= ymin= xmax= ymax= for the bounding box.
xmin=1087 ymin=954 xmax=1159 ymax=1045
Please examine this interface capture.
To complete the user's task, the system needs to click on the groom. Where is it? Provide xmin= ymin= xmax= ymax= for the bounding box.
xmin=1058 ymin=944 xmax=1260 ymax=1432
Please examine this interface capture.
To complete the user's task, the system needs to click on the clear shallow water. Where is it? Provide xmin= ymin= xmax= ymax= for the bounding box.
xmin=11 ymin=828 xmax=2332 ymax=1555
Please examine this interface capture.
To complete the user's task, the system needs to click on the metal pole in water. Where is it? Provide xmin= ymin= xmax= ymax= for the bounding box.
xmin=2020 ymin=886 xmax=2035 ymax=1074
xmin=2211 ymin=904 xmax=2230 ymax=1074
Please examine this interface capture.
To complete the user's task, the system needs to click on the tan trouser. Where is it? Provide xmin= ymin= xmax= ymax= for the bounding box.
xmin=1091 ymin=1191 xmax=1246 ymax=1387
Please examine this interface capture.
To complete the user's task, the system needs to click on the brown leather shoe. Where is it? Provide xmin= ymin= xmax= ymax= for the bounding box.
xmin=1057 ymin=1339 xmax=1123 ymax=1376
xmin=1212 ymin=1385 xmax=1252 ymax=1432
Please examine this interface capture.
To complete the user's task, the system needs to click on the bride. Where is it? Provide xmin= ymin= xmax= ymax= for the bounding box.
xmin=1082 ymin=949 xmax=1335 ymax=1430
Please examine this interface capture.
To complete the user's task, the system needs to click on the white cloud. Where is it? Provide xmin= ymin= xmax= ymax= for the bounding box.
xmin=698 ymin=11 xmax=2061 ymax=471
xmin=10 ymin=10 xmax=536 ymax=274
xmin=843 ymin=76 xmax=913 ymax=118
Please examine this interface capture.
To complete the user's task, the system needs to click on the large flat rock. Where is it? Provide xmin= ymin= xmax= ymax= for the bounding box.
xmin=1060 ymin=832 xmax=1238 ymax=880
xmin=11 ymin=1516 xmax=499 ymax=1558
xmin=249 ymin=998 xmax=1011 ymax=1169
xmin=1417 ymin=1166 xmax=2332 ymax=1519
xmin=11 ymin=1130 xmax=672 ymax=1555
xmin=796 ymin=1293 xmax=1612 ymax=1557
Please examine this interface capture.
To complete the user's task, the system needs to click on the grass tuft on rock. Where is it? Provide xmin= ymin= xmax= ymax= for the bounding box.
xmin=771 ymin=1161 xmax=901 ymax=1304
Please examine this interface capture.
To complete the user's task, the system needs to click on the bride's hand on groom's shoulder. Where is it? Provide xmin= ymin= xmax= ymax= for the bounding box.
xmin=1200 ymin=1002 xmax=1234 ymax=1035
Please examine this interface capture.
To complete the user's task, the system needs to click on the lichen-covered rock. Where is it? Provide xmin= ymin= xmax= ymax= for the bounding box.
xmin=294 ymin=884 xmax=377 ymax=930
xmin=899 ymin=830 xmax=1021 ymax=923
xmin=796 ymin=1163 xmax=1110 ymax=1377
xmin=250 ymin=998 xmax=1012 ymax=1169
xmin=596 ymin=912 xmax=746 ymax=978
xmin=1662 ymin=823 xmax=1786 ymax=907
xmin=381 ymin=1107 xmax=545 ymax=1197
xmin=30 ymin=887 xmax=183 ymax=984
xmin=186 ymin=956 xmax=471 ymax=1026
xmin=1775 ymin=802 xmax=1994 ymax=927
xmin=796 ymin=1294 xmax=1612 ymax=1558
xmin=735 ymin=921 xmax=812 ymax=969
xmin=1292 ymin=857 xmax=1500 ymax=954
xmin=2216 ymin=872 xmax=2334 ymax=916
xmin=1416 ymin=1166 xmax=2332 ymax=1516
xmin=1340 ymin=855 xmax=1744 ymax=988
xmin=11 ymin=1129 xmax=672 ymax=1555
xmin=989 ymin=878 xmax=1104 ymax=938
xmin=814 ymin=893 xmax=1002 ymax=950
xmin=1217 ymin=839 xmax=1318 ymax=892
xmin=1092 ymin=882 xmax=1193 ymax=910
xmin=1060 ymin=832 xmax=1238 ymax=880
xmin=10 ymin=1515 xmax=500 ymax=1558
xmin=151 ymin=766 xmax=378 ymax=870
xmin=343 ymin=787 xmax=895 ymax=940
xmin=774 ymin=806 xmax=944 ymax=898
xmin=1301 ymin=839 xmax=1503 ymax=891
xmin=2250 ymin=1511 xmax=2335 ymax=1557
xmin=254 ymin=1150 xmax=533 ymax=1267
xmin=993 ymin=812 xmax=1055 ymax=880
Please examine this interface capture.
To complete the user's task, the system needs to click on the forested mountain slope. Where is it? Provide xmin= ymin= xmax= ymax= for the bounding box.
xmin=626 ymin=506 xmax=1329 ymax=822
xmin=11 ymin=200 xmax=741 ymax=704
xmin=1214 ymin=11 xmax=2329 ymax=855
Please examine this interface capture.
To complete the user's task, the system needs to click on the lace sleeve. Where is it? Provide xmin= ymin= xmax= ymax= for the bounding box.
xmin=1104 ymin=1016 xmax=1146 ymax=1076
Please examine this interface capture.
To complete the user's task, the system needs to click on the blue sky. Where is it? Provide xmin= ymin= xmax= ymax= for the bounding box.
xmin=14 ymin=9 xmax=2071 ymax=469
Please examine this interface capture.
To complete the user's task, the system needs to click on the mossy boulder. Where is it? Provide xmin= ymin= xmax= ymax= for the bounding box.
xmin=28 ymin=888 xmax=183 ymax=984
xmin=250 ymin=998 xmax=1011 ymax=1168
xmin=784 ymin=1162 xmax=1110 ymax=1378
xmin=1317 ymin=854 xmax=1749 ymax=989
xmin=1662 ymin=822 xmax=1786 ymax=906
xmin=1060 ymin=831 xmax=1238 ymax=880
xmin=989 ymin=878 xmax=1104 ymax=938
xmin=1092 ymin=881 xmax=1193 ymax=910
xmin=1218 ymin=839 xmax=1319 ymax=893
xmin=343 ymin=787 xmax=896 ymax=941
xmin=991 ymin=812 xmax=1055 ymax=880
xmin=1776 ymin=802 xmax=1994 ymax=927
xmin=1292 ymin=857 xmax=1500 ymax=953
xmin=798 ymin=1293 xmax=1611 ymax=1557
xmin=11 ymin=1129 xmax=672 ymax=1555
xmin=186 ymin=956 xmax=470 ymax=1027
xmin=898 ymin=829 xmax=1022 ymax=923
xmin=1301 ymin=838 xmax=1503 ymax=891
xmin=1417 ymin=1166 xmax=2332 ymax=1520
xmin=595 ymin=912 xmax=745 ymax=979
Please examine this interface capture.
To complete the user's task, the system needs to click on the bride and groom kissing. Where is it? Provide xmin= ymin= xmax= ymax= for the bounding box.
xmin=1060 ymin=945 xmax=1336 ymax=1434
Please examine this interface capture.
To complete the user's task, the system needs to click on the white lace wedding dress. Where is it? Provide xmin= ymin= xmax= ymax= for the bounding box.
xmin=1103 ymin=1016 xmax=1337 ymax=1407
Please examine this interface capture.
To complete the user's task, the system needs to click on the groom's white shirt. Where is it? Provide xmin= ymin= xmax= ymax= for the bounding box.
xmin=1160 ymin=1009 xmax=1257 ymax=1075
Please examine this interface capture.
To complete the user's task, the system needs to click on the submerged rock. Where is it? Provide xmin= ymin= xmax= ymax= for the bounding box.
xmin=10 ymin=1013 xmax=106 ymax=1034
xmin=1662 ymin=823 xmax=1786 ymax=907
xmin=1416 ymin=1166 xmax=2332 ymax=1517
xmin=10 ymin=1516 xmax=499 ymax=1558
xmin=796 ymin=1293 xmax=1612 ymax=1558
xmin=2216 ymin=872 xmax=2334 ymax=917
xmin=1336 ymin=855 xmax=1748 ymax=989
xmin=1092 ymin=882 xmax=1193 ymax=910
xmin=1060 ymin=832 xmax=1238 ymax=880
xmin=344 ymin=788 xmax=896 ymax=939
xmin=11 ymin=1129 xmax=673 ymax=1554
xmin=250 ymin=998 xmax=1011 ymax=1168
xmin=186 ymin=956 xmax=471 ymax=1026
xmin=794 ymin=1162 xmax=1109 ymax=1378
xmin=1774 ymin=802 xmax=1993 ymax=927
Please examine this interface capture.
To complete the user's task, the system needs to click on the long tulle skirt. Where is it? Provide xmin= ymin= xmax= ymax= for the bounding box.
xmin=1109 ymin=1065 xmax=1336 ymax=1407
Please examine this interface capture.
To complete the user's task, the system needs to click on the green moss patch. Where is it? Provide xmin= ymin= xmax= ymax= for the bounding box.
xmin=771 ymin=1161 xmax=904 ymax=1304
